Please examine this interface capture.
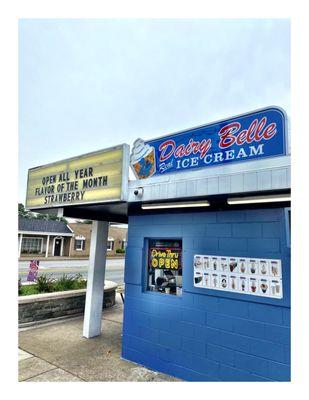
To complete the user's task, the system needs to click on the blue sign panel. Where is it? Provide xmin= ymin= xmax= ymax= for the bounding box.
xmin=130 ymin=107 xmax=287 ymax=179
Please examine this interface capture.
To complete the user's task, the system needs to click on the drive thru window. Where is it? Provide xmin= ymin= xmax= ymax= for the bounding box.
xmin=147 ymin=238 xmax=182 ymax=295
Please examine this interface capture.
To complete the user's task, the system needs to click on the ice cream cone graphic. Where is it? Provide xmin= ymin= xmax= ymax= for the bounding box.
xmin=130 ymin=138 xmax=156 ymax=179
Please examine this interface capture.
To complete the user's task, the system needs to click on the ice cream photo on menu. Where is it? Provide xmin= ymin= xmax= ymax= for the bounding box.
xmin=130 ymin=138 xmax=156 ymax=179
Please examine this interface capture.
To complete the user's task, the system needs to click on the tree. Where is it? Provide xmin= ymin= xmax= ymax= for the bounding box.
xmin=18 ymin=203 xmax=35 ymax=219
xmin=18 ymin=203 xmax=68 ymax=224
xmin=18 ymin=203 xmax=26 ymax=216
xmin=46 ymin=214 xmax=68 ymax=224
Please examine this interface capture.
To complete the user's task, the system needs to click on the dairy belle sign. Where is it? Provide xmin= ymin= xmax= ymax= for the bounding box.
xmin=26 ymin=144 xmax=129 ymax=209
xmin=130 ymin=107 xmax=287 ymax=179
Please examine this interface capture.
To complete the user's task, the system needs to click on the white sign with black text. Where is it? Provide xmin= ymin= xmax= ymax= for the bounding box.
xmin=193 ymin=255 xmax=283 ymax=299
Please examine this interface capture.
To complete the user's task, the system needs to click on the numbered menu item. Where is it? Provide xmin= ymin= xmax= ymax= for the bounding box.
xmin=270 ymin=279 xmax=282 ymax=296
xmin=230 ymin=275 xmax=238 ymax=291
xmin=203 ymin=256 xmax=211 ymax=270
xmin=220 ymin=257 xmax=228 ymax=272
xmin=194 ymin=255 xmax=202 ymax=268
xmin=259 ymin=260 xmax=269 ymax=276
xmin=193 ymin=254 xmax=283 ymax=299
xmin=239 ymin=258 xmax=247 ymax=274
xmin=204 ymin=272 xmax=211 ymax=287
xmin=249 ymin=259 xmax=258 ymax=274
xmin=211 ymin=273 xmax=219 ymax=288
xmin=212 ymin=257 xmax=219 ymax=271
xmin=270 ymin=260 xmax=281 ymax=277
xmin=220 ymin=274 xmax=228 ymax=289
xmin=249 ymin=277 xmax=258 ymax=294
xmin=239 ymin=276 xmax=248 ymax=293
xmin=229 ymin=257 xmax=238 ymax=273
xmin=259 ymin=278 xmax=269 ymax=295
xmin=194 ymin=270 xmax=203 ymax=287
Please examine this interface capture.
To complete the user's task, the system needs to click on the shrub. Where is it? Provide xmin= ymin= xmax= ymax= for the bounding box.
xmin=20 ymin=284 xmax=39 ymax=296
xmin=36 ymin=274 xmax=55 ymax=293
xmin=53 ymin=273 xmax=86 ymax=292
xmin=18 ymin=273 xmax=87 ymax=296
xmin=116 ymin=248 xmax=125 ymax=254
xmin=53 ymin=274 xmax=76 ymax=291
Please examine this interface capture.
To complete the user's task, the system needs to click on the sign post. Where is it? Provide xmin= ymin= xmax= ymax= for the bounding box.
xmin=83 ymin=220 xmax=109 ymax=338
xmin=25 ymin=144 xmax=129 ymax=339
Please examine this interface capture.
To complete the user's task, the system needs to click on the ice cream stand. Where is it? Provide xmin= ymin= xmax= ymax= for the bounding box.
xmin=25 ymin=106 xmax=291 ymax=381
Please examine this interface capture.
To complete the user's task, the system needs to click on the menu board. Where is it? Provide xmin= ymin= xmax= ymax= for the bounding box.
xmin=193 ymin=254 xmax=283 ymax=299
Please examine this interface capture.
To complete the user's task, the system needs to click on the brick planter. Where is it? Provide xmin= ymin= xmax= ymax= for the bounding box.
xmin=18 ymin=280 xmax=117 ymax=326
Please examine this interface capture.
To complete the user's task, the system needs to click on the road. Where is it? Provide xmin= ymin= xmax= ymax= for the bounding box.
xmin=18 ymin=258 xmax=125 ymax=285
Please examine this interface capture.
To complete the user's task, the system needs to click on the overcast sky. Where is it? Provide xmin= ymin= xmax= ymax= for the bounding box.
xmin=19 ymin=19 xmax=290 ymax=203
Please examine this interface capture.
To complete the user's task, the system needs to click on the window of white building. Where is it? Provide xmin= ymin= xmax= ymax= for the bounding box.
xmin=21 ymin=237 xmax=43 ymax=254
xmin=107 ymin=237 xmax=114 ymax=251
xmin=74 ymin=236 xmax=86 ymax=251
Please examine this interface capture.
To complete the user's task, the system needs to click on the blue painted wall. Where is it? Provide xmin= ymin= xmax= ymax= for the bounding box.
xmin=122 ymin=208 xmax=290 ymax=381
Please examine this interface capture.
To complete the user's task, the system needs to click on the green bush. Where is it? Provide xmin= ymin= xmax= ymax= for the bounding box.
xmin=36 ymin=274 xmax=55 ymax=293
xmin=53 ymin=274 xmax=75 ymax=291
xmin=19 ymin=273 xmax=87 ymax=296
xmin=116 ymin=248 xmax=125 ymax=254
xmin=53 ymin=273 xmax=85 ymax=291
xmin=20 ymin=284 xmax=39 ymax=296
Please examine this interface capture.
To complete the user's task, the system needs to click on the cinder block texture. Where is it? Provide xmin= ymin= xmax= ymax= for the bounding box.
xmin=122 ymin=208 xmax=290 ymax=381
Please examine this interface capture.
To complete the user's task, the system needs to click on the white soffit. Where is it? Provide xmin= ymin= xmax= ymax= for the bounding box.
xmin=128 ymin=155 xmax=291 ymax=202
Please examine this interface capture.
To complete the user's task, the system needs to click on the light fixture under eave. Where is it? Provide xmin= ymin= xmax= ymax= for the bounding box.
xmin=141 ymin=200 xmax=210 ymax=210
xmin=227 ymin=194 xmax=291 ymax=205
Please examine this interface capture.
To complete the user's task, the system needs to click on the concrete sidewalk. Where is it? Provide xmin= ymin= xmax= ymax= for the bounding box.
xmin=18 ymin=295 xmax=180 ymax=382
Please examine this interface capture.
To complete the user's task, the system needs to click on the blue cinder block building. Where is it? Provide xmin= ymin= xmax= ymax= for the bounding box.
xmin=122 ymin=208 xmax=290 ymax=381
xmin=122 ymin=107 xmax=291 ymax=381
